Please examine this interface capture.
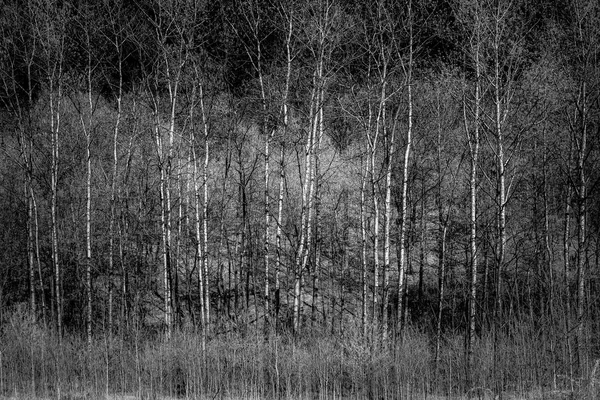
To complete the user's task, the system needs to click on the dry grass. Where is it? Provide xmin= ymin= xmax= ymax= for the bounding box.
xmin=0 ymin=310 xmax=594 ymax=400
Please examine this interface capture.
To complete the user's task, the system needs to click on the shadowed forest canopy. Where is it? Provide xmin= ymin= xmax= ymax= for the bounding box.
xmin=1 ymin=0 xmax=600 ymax=396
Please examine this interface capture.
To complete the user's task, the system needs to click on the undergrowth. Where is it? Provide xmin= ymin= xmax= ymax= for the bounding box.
xmin=0 ymin=310 xmax=597 ymax=399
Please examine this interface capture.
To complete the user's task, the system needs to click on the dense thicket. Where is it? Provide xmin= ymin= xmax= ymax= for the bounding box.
xmin=0 ymin=0 xmax=599 ymax=393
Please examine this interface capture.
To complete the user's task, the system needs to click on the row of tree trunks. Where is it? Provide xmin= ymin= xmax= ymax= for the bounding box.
xmin=1 ymin=5 xmax=598 ymax=379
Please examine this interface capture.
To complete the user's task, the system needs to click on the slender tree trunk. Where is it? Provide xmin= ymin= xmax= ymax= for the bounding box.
xmin=362 ymin=89 xmax=378 ymax=333
xmin=371 ymin=68 xmax=388 ymax=331
xmin=34 ymin=0 xmax=67 ymax=344
xmin=542 ymin=129 xmax=553 ymax=316
xmin=49 ymin=71 xmax=63 ymax=339
xmin=190 ymin=83 xmax=205 ymax=335
xmin=19 ymin=121 xmax=36 ymax=317
xmin=275 ymin=142 xmax=285 ymax=331
xmin=32 ymin=187 xmax=46 ymax=326
xmin=73 ymin=25 xmax=97 ymax=346
xmin=542 ymin=128 xmax=557 ymax=387
xmin=263 ymin=102 xmax=271 ymax=332
xmin=418 ymin=184 xmax=426 ymax=303
xmin=51 ymin=112 xmax=61 ymax=338
xmin=396 ymin=4 xmax=413 ymax=333
xmin=173 ymin=160 xmax=183 ymax=327
xmin=382 ymin=97 xmax=397 ymax=337
xmin=84 ymin=61 xmax=93 ymax=348
xmin=576 ymin=82 xmax=588 ymax=375
xmin=26 ymin=180 xmax=35 ymax=315
xmin=120 ymin=120 xmax=136 ymax=331
xmin=370 ymin=143 xmax=380 ymax=329
xmin=165 ymin=88 xmax=179 ymax=339
xmin=311 ymin=140 xmax=324 ymax=327
xmin=155 ymin=120 xmax=172 ymax=336
xmin=311 ymin=196 xmax=321 ymax=327
xmin=342 ymin=189 xmax=350 ymax=330
xmin=85 ymin=127 xmax=92 ymax=345
xmin=298 ymin=84 xmax=322 ymax=332
xmin=274 ymin=14 xmax=293 ymax=331
xmin=107 ymin=58 xmax=122 ymax=336
xmin=435 ymin=220 xmax=447 ymax=375
xmin=202 ymin=86 xmax=211 ymax=328
xmin=493 ymin=12 xmax=506 ymax=324
xmin=466 ymin=84 xmax=480 ymax=387
xmin=465 ymin=8 xmax=482 ymax=380
xmin=434 ymin=88 xmax=448 ymax=378
xmin=360 ymin=158 xmax=368 ymax=337
xmin=563 ymin=144 xmax=575 ymax=386
xmin=293 ymin=70 xmax=317 ymax=334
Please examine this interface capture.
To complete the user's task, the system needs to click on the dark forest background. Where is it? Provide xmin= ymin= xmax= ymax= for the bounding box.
xmin=0 ymin=0 xmax=599 ymax=397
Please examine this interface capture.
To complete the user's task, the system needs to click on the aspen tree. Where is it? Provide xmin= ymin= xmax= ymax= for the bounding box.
xmin=234 ymin=0 xmax=288 ymax=331
xmin=566 ymin=0 xmax=600 ymax=375
xmin=395 ymin=0 xmax=414 ymax=335
xmin=376 ymin=0 xmax=401 ymax=338
xmin=360 ymin=156 xmax=368 ymax=336
xmin=31 ymin=0 xmax=68 ymax=338
xmin=455 ymin=0 xmax=483 ymax=382
xmin=293 ymin=0 xmax=339 ymax=334
xmin=189 ymin=61 xmax=211 ymax=346
xmin=275 ymin=6 xmax=294 ymax=330
xmin=0 ymin=1 xmax=46 ymax=323
xmin=101 ymin=0 xmax=128 ymax=335
xmin=70 ymin=4 xmax=99 ymax=346
xmin=143 ymin=0 xmax=198 ymax=337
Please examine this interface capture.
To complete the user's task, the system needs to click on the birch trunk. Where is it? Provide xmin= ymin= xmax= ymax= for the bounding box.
xmin=493 ymin=10 xmax=506 ymax=323
xmin=563 ymin=141 xmax=574 ymax=385
xmin=370 ymin=142 xmax=380 ymax=329
xmin=48 ymin=44 xmax=64 ymax=338
xmin=382 ymin=103 xmax=395 ymax=336
xmin=82 ymin=38 xmax=94 ymax=347
xmin=466 ymin=72 xmax=480 ymax=386
xmin=275 ymin=14 xmax=293 ymax=330
xmin=293 ymin=70 xmax=317 ymax=334
xmin=435 ymin=203 xmax=447 ymax=378
xmin=396 ymin=2 xmax=413 ymax=332
xmin=202 ymin=85 xmax=211 ymax=328
xmin=107 ymin=40 xmax=122 ymax=336
xmin=360 ymin=158 xmax=368 ymax=337
xmin=26 ymin=176 xmax=35 ymax=315
xmin=465 ymin=4 xmax=482 ymax=379
xmin=576 ymin=82 xmax=588 ymax=375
